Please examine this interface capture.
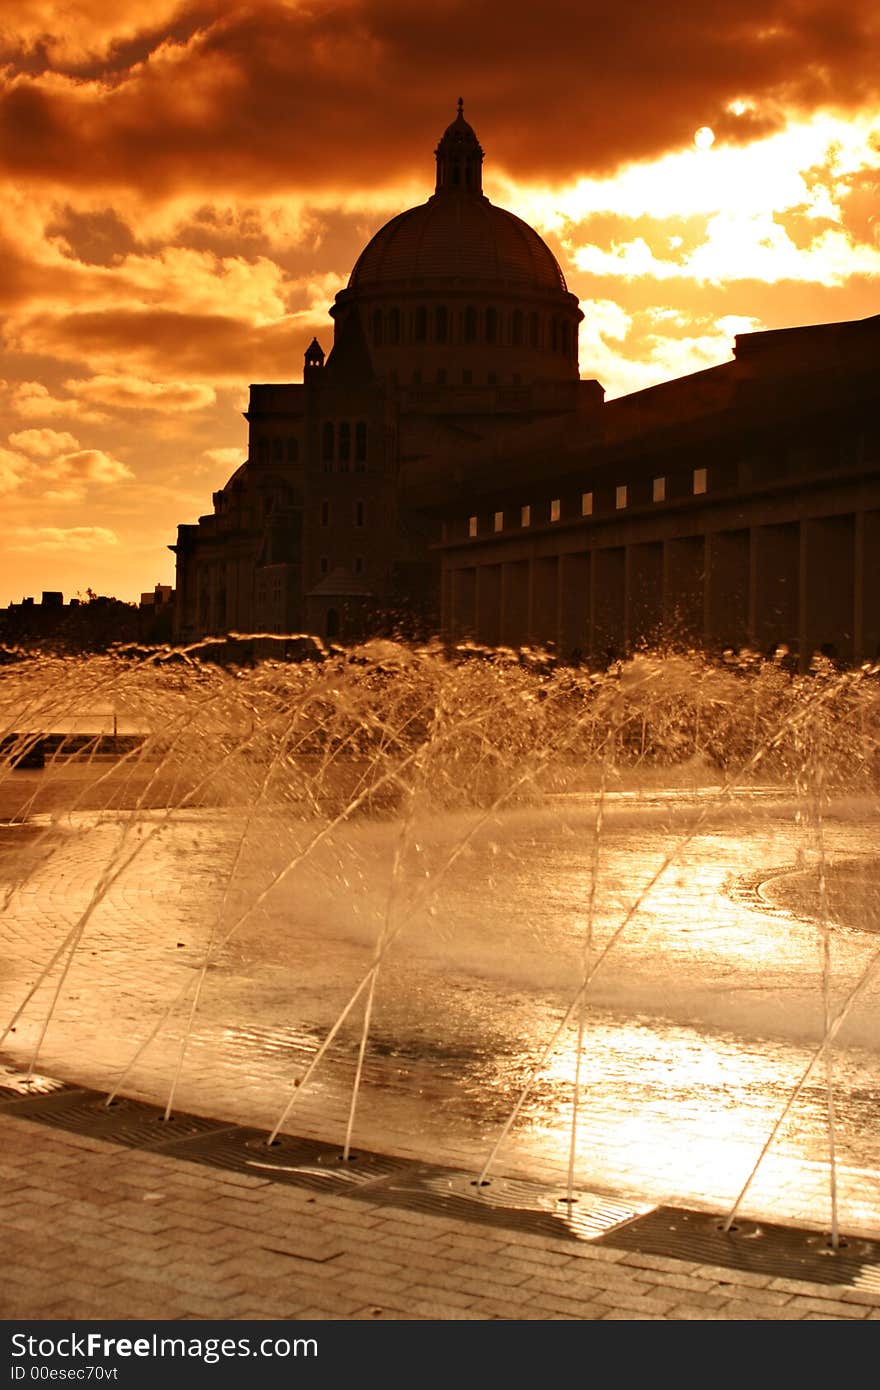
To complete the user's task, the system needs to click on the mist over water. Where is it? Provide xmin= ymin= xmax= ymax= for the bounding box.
xmin=1 ymin=640 xmax=879 ymax=1234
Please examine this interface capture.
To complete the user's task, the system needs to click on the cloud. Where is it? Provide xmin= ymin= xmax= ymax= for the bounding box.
xmin=55 ymin=449 xmax=132 ymax=485
xmin=579 ymin=299 xmax=764 ymax=398
xmin=0 ymin=2 xmax=205 ymax=66
xmin=40 ymin=449 xmax=134 ymax=500
xmin=203 ymin=447 xmax=244 ymax=468
xmin=62 ymin=375 xmax=216 ymax=411
xmin=0 ymin=447 xmax=24 ymax=493
xmin=8 ymin=525 xmax=120 ymax=553
xmin=15 ymin=307 xmax=315 ymax=383
xmin=7 ymin=426 xmax=79 ymax=457
xmin=573 ymin=216 xmax=880 ymax=287
xmin=0 ymin=2 xmax=877 ymax=198
xmin=8 ymin=380 xmax=108 ymax=423
xmin=0 ymin=430 xmax=133 ymax=503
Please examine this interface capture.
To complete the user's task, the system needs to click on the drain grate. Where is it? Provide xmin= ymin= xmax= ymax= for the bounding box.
xmin=3 ymin=1086 xmax=235 ymax=1148
xmin=596 ymin=1206 xmax=880 ymax=1290
xmin=0 ymin=1063 xmax=81 ymax=1105
xmin=4 ymin=1054 xmax=879 ymax=1287
xmin=377 ymin=1169 xmax=650 ymax=1241
xmin=176 ymin=1127 xmax=412 ymax=1193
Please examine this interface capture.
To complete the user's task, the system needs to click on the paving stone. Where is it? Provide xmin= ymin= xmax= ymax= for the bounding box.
xmin=594 ymin=1288 xmax=677 ymax=1315
xmin=839 ymin=1287 xmax=880 ymax=1307
xmin=400 ymin=1281 xmax=477 ymax=1309
xmin=769 ymin=1274 xmax=849 ymax=1296
xmin=708 ymin=1300 xmax=807 ymax=1320
xmin=405 ymin=1301 xmax=486 ymax=1319
xmin=790 ymin=1296 xmax=870 ymax=1318
xmin=601 ymin=1308 xmax=667 ymax=1320
xmin=629 ymin=1268 xmax=716 ymax=1296
xmin=688 ymin=1263 xmax=773 ymax=1290
xmin=3 ymin=1107 xmax=876 ymax=1324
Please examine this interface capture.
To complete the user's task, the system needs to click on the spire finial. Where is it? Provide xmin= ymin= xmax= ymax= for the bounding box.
xmin=434 ymin=100 xmax=483 ymax=194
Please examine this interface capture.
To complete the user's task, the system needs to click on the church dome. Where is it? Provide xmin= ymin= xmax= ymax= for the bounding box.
xmin=348 ymin=99 xmax=567 ymax=293
xmin=327 ymin=102 xmax=583 ymax=389
xmin=349 ymin=198 xmax=568 ymax=293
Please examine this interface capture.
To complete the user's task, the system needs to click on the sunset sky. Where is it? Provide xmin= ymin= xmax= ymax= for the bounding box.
xmin=0 ymin=0 xmax=878 ymax=606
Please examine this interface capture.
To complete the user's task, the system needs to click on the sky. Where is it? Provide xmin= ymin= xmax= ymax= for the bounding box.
xmin=0 ymin=0 xmax=878 ymax=606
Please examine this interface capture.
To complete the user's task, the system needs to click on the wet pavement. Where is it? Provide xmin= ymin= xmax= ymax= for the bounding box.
xmin=3 ymin=1107 xmax=880 ymax=1321
xmin=2 ymin=761 xmax=880 ymax=1319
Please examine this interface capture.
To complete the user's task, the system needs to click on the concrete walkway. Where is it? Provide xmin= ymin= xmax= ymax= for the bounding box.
xmin=3 ymin=1112 xmax=878 ymax=1322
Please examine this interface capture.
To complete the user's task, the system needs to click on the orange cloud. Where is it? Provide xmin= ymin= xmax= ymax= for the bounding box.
xmin=7 ymin=381 xmax=109 ymax=424
xmin=8 ymin=426 xmax=79 ymax=457
xmin=0 ymin=2 xmax=877 ymax=197
xmin=62 ymin=375 xmax=216 ymax=411
xmin=203 ymin=447 xmax=245 ymax=469
xmin=16 ymin=308 xmax=311 ymax=384
xmin=8 ymin=525 xmax=120 ymax=553
xmin=0 ymin=428 xmax=133 ymax=503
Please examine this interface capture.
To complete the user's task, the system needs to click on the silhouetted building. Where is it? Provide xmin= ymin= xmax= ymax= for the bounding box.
xmin=172 ymin=104 xmax=880 ymax=668
xmin=171 ymin=102 xmax=601 ymax=642
xmin=2 ymin=587 xmax=175 ymax=649
xmin=434 ymin=313 xmax=880 ymax=668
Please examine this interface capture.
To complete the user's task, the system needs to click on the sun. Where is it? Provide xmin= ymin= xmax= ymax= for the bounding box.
xmin=694 ymin=126 xmax=715 ymax=149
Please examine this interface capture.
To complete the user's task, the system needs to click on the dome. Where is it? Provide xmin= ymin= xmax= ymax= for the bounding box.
xmin=347 ymin=99 xmax=568 ymax=295
xmin=349 ymin=198 xmax=568 ymax=293
xmin=326 ymin=103 xmax=583 ymax=389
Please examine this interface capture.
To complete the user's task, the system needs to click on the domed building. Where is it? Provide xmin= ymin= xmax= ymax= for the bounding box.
xmin=332 ymin=100 xmax=583 ymax=391
xmin=171 ymin=102 xmax=602 ymax=642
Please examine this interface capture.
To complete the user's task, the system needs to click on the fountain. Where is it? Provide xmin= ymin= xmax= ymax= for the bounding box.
xmin=1 ymin=639 xmax=879 ymax=1264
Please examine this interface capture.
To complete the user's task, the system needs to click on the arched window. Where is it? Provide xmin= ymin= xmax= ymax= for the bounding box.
xmin=529 ymin=312 xmax=539 ymax=348
xmin=464 ymin=306 xmax=478 ymax=342
xmin=435 ymin=305 xmax=448 ymax=343
xmin=258 ymin=438 xmax=270 ymax=464
xmin=389 ymin=307 xmax=401 ymax=345
xmin=326 ymin=608 xmax=339 ymax=639
xmin=286 ymin=437 xmax=298 ymax=462
xmin=273 ymin=437 xmax=283 ymax=462
xmin=338 ymin=421 xmax=351 ymax=466
xmin=485 ymin=307 xmax=497 ymax=343
xmin=414 ymin=306 xmax=427 ymax=342
xmin=371 ymin=309 xmax=383 ymax=346
xmin=355 ymin=421 xmax=367 ymax=467
xmin=512 ymin=308 xmax=523 ymax=346
xmin=355 ymin=499 xmax=365 ymax=527
xmin=551 ymin=319 xmax=559 ymax=352
xmin=322 ymin=422 xmax=334 ymax=462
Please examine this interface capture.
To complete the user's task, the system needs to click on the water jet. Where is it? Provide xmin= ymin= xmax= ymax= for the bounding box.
xmin=1 ymin=640 xmax=879 ymax=1247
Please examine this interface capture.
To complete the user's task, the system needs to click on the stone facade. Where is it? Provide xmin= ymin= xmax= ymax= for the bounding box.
xmin=171 ymin=103 xmax=600 ymax=642
xmin=434 ymin=313 xmax=880 ymax=668
xmin=171 ymin=103 xmax=880 ymax=668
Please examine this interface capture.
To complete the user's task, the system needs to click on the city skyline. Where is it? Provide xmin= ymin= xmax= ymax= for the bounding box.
xmin=0 ymin=0 xmax=878 ymax=606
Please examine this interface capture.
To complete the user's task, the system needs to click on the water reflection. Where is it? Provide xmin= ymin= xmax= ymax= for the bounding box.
xmin=1 ymin=790 xmax=878 ymax=1234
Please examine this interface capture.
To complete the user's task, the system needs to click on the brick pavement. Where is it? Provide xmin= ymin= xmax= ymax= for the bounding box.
xmin=2 ymin=1113 xmax=877 ymax=1322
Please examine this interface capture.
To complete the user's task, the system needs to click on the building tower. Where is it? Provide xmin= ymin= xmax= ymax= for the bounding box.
xmin=171 ymin=103 xmax=601 ymax=643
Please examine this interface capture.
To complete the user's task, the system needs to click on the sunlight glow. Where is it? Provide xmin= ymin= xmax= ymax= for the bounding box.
xmin=495 ymin=112 xmax=880 ymax=225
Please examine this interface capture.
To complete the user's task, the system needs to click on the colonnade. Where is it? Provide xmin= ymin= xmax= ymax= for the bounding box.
xmin=443 ymin=509 xmax=880 ymax=668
